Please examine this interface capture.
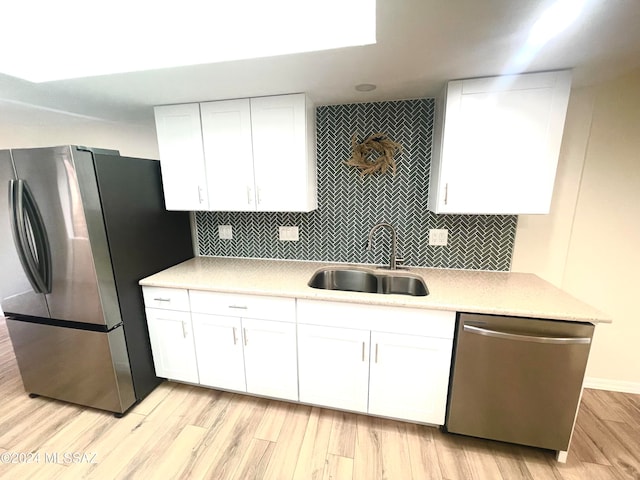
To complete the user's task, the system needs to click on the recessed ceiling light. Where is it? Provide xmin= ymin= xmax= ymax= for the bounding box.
xmin=0 ymin=0 xmax=377 ymax=83
xmin=355 ymin=83 xmax=377 ymax=92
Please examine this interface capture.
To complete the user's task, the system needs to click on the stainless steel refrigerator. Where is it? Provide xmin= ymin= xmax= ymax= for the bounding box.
xmin=0 ymin=146 xmax=193 ymax=415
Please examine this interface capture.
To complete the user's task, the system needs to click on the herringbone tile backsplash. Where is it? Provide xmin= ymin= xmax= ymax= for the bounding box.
xmin=195 ymin=99 xmax=517 ymax=271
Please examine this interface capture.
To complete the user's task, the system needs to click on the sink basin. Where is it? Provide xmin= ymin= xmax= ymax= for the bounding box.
xmin=308 ymin=268 xmax=378 ymax=294
xmin=380 ymin=274 xmax=429 ymax=296
xmin=308 ymin=267 xmax=428 ymax=297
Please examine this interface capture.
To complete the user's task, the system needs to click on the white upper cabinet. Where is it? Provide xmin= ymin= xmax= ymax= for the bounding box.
xmin=428 ymin=70 xmax=572 ymax=215
xmin=155 ymin=93 xmax=317 ymax=212
xmin=250 ymin=94 xmax=316 ymax=212
xmin=153 ymin=103 xmax=209 ymax=211
xmin=200 ymin=99 xmax=255 ymax=211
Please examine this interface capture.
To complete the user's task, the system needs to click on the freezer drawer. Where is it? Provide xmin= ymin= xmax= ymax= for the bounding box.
xmin=6 ymin=319 xmax=136 ymax=413
xmin=446 ymin=313 xmax=594 ymax=451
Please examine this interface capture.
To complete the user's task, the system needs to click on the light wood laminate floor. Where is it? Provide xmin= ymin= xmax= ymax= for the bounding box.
xmin=0 ymin=317 xmax=638 ymax=480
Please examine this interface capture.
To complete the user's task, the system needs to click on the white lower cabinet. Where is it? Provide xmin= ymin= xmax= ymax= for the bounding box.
xmin=368 ymin=331 xmax=452 ymax=424
xmin=188 ymin=291 xmax=298 ymax=401
xmin=145 ymin=307 xmax=199 ymax=384
xmin=297 ymin=324 xmax=370 ymax=413
xmin=242 ymin=318 xmax=298 ymax=401
xmin=143 ymin=287 xmax=455 ymax=426
xmin=298 ymin=325 xmax=452 ymax=423
xmin=191 ymin=314 xmax=297 ymax=399
xmin=191 ymin=314 xmax=246 ymax=392
xmin=296 ymin=299 xmax=455 ymax=425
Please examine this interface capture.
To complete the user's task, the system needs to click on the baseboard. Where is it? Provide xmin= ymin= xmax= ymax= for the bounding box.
xmin=584 ymin=377 xmax=640 ymax=394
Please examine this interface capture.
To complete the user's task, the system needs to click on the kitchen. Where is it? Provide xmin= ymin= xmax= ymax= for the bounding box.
xmin=1 ymin=0 xmax=639 ymax=479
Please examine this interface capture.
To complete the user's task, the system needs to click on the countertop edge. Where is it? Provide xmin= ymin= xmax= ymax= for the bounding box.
xmin=138 ymin=257 xmax=612 ymax=324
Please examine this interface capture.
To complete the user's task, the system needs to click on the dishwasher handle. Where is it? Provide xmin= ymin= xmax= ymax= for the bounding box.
xmin=463 ymin=324 xmax=592 ymax=345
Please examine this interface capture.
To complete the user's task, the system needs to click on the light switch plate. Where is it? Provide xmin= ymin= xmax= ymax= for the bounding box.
xmin=429 ymin=228 xmax=448 ymax=246
xmin=278 ymin=226 xmax=299 ymax=241
xmin=218 ymin=225 xmax=233 ymax=240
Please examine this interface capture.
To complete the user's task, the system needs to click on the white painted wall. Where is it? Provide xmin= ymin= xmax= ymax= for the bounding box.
xmin=0 ymin=105 xmax=159 ymax=159
xmin=513 ymin=67 xmax=640 ymax=393
xmin=511 ymin=87 xmax=595 ymax=285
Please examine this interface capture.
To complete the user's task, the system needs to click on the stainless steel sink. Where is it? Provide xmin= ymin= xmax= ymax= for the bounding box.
xmin=308 ymin=267 xmax=428 ymax=297
xmin=380 ymin=274 xmax=429 ymax=296
xmin=308 ymin=268 xmax=378 ymax=293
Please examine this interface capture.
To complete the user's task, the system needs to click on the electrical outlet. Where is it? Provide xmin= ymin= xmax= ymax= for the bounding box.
xmin=429 ymin=228 xmax=448 ymax=246
xmin=278 ymin=226 xmax=299 ymax=241
xmin=218 ymin=225 xmax=233 ymax=240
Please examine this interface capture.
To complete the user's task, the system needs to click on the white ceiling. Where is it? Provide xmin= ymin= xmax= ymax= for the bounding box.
xmin=2 ymin=0 xmax=640 ymax=125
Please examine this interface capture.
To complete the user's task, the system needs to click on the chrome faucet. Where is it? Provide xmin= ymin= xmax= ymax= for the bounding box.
xmin=366 ymin=222 xmax=403 ymax=270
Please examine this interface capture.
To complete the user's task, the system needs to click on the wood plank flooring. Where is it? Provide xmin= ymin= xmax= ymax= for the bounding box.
xmin=0 ymin=317 xmax=638 ymax=479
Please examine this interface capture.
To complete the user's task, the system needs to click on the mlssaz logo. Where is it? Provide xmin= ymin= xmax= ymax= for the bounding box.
xmin=44 ymin=452 xmax=98 ymax=464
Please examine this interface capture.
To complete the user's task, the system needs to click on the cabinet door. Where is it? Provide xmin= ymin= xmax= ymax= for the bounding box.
xmin=242 ymin=318 xmax=298 ymax=401
xmin=200 ymin=99 xmax=256 ymax=211
xmin=431 ymin=71 xmax=571 ymax=214
xmin=368 ymin=331 xmax=452 ymax=424
xmin=297 ymin=324 xmax=369 ymax=412
xmin=153 ymin=104 xmax=209 ymax=211
xmin=145 ymin=308 xmax=199 ymax=383
xmin=191 ymin=313 xmax=246 ymax=392
xmin=251 ymin=94 xmax=313 ymax=212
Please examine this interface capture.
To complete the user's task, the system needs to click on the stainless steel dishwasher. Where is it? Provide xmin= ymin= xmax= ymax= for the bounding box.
xmin=445 ymin=313 xmax=594 ymax=453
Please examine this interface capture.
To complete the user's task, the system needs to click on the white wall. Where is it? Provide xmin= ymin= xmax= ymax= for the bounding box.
xmin=512 ymin=67 xmax=640 ymax=392
xmin=511 ymin=87 xmax=595 ymax=285
xmin=0 ymin=105 xmax=159 ymax=159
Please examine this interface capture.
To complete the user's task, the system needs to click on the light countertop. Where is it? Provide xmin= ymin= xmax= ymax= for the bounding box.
xmin=139 ymin=257 xmax=610 ymax=324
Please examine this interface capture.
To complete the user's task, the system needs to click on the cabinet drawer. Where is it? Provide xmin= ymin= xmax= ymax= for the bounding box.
xmin=297 ymin=299 xmax=455 ymax=339
xmin=142 ymin=287 xmax=190 ymax=311
xmin=189 ymin=290 xmax=296 ymax=322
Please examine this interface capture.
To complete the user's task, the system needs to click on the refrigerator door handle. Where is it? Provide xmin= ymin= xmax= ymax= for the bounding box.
xmin=9 ymin=179 xmax=53 ymax=294
xmin=9 ymin=179 xmax=40 ymax=292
